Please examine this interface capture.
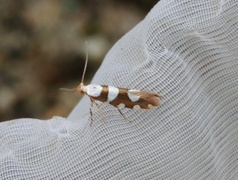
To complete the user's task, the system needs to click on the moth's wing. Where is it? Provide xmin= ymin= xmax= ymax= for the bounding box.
xmin=128 ymin=90 xmax=161 ymax=108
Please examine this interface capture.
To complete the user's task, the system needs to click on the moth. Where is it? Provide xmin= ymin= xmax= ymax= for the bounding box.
xmin=60 ymin=44 xmax=161 ymax=122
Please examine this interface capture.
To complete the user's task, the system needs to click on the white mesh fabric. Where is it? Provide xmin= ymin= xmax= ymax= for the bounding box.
xmin=1 ymin=0 xmax=238 ymax=179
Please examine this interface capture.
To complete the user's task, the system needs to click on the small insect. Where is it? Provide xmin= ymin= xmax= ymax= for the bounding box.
xmin=60 ymin=43 xmax=161 ymax=122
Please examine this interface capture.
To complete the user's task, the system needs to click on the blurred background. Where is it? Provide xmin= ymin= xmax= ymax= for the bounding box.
xmin=0 ymin=0 xmax=158 ymax=122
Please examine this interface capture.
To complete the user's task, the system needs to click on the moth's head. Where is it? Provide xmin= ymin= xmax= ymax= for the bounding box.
xmin=77 ymin=82 xmax=85 ymax=94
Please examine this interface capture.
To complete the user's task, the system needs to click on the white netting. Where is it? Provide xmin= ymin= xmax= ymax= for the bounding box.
xmin=1 ymin=0 xmax=238 ymax=179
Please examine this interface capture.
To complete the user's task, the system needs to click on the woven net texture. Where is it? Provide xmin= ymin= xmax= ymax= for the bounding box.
xmin=1 ymin=0 xmax=238 ymax=179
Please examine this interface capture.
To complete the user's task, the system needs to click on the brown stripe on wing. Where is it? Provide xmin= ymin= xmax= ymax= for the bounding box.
xmin=109 ymin=88 xmax=135 ymax=108
xmin=90 ymin=85 xmax=108 ymax=102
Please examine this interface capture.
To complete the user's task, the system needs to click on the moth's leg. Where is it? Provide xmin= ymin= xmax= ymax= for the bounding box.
xmin=94 ymin=101 xmax=105 ymax=121
xmin=89 ymin=98 xmax=94 ymax=126
xmin=117 ymin=108 xmax=130 ymax=122
xmin=94 ymin=101 xmax=101 ymax=109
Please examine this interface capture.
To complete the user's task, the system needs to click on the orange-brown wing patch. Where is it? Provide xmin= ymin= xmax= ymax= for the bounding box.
xmin=110 ymin=88 xmax=161 ymax=109
xmin=109 ymin=88 xmax=133 ymax=108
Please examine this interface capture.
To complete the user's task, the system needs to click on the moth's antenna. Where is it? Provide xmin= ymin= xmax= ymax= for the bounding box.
xmin=81 ymin=41 xmax=88 ymax=84
xmin=59 ymin=41 xmax=88 ymax=92
xmin=59 ymin=88 xmax=77 ymax=91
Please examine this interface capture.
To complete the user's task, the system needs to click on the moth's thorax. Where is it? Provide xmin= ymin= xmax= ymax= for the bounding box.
xmin=79 ymin=84 xmax=103 ymax=97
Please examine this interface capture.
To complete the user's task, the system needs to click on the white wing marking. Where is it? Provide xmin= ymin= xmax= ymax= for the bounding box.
xmin=108 ymin=86 xmax=119 ymax=102
xmin=133 ymin=105 xmax=141 ymax=110
xmin=85 ymin=85 xmax=102 ymax=97
xmin=128 ymin=90 xmax=141 ymax=102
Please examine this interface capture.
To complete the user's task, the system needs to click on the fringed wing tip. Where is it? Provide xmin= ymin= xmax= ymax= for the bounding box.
xmin=135 ymin=91 xmax=162 ymax=108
